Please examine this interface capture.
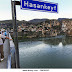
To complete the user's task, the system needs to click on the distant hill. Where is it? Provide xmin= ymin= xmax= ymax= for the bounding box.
xmin=0 ymin=20 xmax=27 ymax=29
xmin=58 ymin=18 xmax=69 ymax=21
xmin=28 ymin=19 xmax=48 ymax=24
xmin=0 ymin=20 xmax=27 ymax=25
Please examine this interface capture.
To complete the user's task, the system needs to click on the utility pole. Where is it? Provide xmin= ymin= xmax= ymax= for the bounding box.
xmin=11 ymin=0 xmax=20 ymax=68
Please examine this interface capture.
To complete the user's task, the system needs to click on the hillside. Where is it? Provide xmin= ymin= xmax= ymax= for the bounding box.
xmin=0 ymin=18 xmax=72 ymax=29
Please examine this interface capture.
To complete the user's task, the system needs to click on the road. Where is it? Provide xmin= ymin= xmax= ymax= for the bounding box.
xmin=0 ymin=39 xmax=10 ymax=69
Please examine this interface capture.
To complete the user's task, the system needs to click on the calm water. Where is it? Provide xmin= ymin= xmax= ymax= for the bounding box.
xmin=19 ymin=36 xmax=72 ymax=68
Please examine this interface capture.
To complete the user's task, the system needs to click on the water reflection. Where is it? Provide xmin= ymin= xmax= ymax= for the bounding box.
xmin=58 ymin=42 xmax=63 ymax=47
xmin=43 ymin=36 xmax=72 ymax=46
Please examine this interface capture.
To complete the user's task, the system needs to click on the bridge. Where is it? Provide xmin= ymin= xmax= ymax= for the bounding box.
xmin=0 ymin=33 xmax=16 ymax=69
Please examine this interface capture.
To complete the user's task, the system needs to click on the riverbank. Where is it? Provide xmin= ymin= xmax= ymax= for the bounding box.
xmin=10 ymin=31 xmax=61 ymax=39
xmin=17 ymin=35 xmax=66 ymax=42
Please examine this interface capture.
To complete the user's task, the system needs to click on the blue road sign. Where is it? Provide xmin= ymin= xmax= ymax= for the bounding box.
xmin=20 ymin=0 xmax=58 ymax=13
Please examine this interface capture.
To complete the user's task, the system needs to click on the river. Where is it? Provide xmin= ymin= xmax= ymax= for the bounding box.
xmin=19 ymin=36 xmax=72 ymax=68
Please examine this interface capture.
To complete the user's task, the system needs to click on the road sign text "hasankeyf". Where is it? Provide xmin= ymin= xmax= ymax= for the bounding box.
xmin=20 ymin=0 xmax=58 ymax=13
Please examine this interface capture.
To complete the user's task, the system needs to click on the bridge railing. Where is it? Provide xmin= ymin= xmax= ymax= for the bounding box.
xmin=7 ymin=33 xmax=16 ymax=69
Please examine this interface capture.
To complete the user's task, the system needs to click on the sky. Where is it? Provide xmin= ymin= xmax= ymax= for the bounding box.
xmin=0 ymin=0 xmax=72 ymax=21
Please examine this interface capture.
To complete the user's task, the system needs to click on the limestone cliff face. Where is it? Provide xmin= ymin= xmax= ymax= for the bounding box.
xmin=61 ymin=19 xmax=72 ymax=36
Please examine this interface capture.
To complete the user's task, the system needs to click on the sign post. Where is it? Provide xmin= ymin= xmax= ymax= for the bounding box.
xmin=11 ymin=0 xmax=20 ymax=68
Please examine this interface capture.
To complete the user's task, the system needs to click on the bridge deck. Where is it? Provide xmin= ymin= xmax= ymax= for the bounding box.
xmin=0 ymin=39 xmax=9 ymax=68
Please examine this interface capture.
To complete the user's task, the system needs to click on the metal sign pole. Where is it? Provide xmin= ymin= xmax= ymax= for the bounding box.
xmin=11 ymin=0 xmax=20 ymax=68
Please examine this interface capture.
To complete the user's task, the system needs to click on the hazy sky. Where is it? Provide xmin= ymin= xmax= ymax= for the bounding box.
xmin=0 ymin=0 xmax=72 ymax=21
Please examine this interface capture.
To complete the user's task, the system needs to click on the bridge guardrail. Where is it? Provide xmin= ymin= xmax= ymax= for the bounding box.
xmin=7 ymin=33 xmax=16 ymax=69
